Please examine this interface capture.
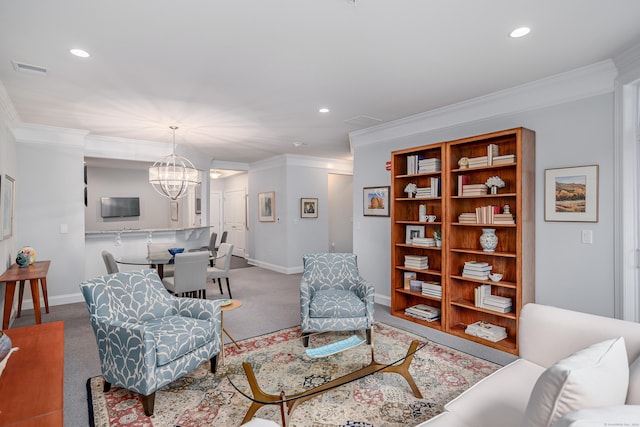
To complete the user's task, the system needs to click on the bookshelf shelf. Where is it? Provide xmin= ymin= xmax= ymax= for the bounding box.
xmin=390 ymin=127 xmax=535 ymax=355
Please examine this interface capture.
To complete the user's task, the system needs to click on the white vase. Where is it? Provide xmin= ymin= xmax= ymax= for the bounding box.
xmin=480 ymin=228 xmax=498 ymax=252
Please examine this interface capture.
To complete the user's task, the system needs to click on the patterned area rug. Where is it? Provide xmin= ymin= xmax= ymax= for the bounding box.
xmin=87 ymin=323 xmax=499 ymax=426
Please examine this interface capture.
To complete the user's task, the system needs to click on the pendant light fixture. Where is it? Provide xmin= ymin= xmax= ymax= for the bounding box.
xmin=149 ymin=126 xmax=200 ymax=200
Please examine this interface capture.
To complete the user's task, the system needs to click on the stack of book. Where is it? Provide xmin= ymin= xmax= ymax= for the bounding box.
xmin=415 ymin=186 xmax=432 ymax=198
xmin=404 ymin=255 xmax=429 ymax=270
xmin=465 ymin=321 xmax=507 ymax=342
xmin=458 ymin=212 xmax=477 ymax=224
xmin=406 ymin=155 xmax=419 ymax=174
xmin=467 ymin=156 xmax=488 ymax=168
xmin=412 ymin=237 xmax=435 ymax=247
xmin=422 ymin=281 xmax=442 ymax=299
xmin=474 ymin=284 xmax=512 ymax=313
xmin=493 ymin=213 xmax=515 ymax=224
xmin=462 ymin=261 xmax=492 ymax=280
xmin=493 ymin=154 xmax=515 ymax=165
xmin=475 ymin=205 xmax=501 ymax=224
xmin=405 ymin=304 xmax=441 ymax=322
xmin=415 ymin=177 xmax=440 ymax=198
xmin=418 ymin=158 xmax=441 ymax=173
xmin=461 ymin=183 xmax=487 ymax=196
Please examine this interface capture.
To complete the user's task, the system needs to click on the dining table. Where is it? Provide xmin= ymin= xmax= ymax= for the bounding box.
xmin=115 ymin=253 xmax=174 ymax=278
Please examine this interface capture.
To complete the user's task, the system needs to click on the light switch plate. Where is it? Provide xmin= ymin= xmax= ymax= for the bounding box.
xmin=581 ymin=230 xmax=593 ymax=244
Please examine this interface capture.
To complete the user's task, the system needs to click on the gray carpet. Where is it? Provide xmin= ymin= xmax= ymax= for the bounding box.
xmin=9 ymin=264 xmax=515 ymax=426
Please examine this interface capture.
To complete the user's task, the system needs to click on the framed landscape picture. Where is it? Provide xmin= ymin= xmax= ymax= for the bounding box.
xmin=545 ymin=165 xmax=598 ymax=222
xmin=259 ymin=191 xmax=275 ymax=222
xmin=363 ymin=186 xmax=390 ymax=217
xmin=300 ymin=198 xmax=318 ymax=218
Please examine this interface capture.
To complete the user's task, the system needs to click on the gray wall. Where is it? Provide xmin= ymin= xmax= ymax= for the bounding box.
xmin=328 ymin=173 xmax=354 ymax=253
xmin=352 ymin=92 xmax=615 ymax=317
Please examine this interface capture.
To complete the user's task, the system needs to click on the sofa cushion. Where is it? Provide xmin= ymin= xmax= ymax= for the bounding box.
xmin=551 ymin=405 xmax=640 ymax=427
xmin=145 ymin=316 xmax=216 ymax=366
xmin=444 ymin=358 xmax=545 ymax=427
xmin=627 ymin=356 xmax=640 ymax=404
xmin=521 ymin=337 xmax=629 ymax=427
xmin=309 ymin=289 xmax=366 ymax=318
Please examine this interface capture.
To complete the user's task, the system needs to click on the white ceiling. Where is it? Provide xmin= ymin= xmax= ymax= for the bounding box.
xmin=2 ymin=1 xmax=640 ymax=165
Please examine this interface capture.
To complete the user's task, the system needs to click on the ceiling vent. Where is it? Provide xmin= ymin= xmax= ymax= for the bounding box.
xmin=12 ymin=60 xmax=48 ymax=76
xmin=344 ymin=115 xmax=382 ymax=129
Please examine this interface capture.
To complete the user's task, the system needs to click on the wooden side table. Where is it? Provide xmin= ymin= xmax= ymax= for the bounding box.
xmin=0 ymin=321 xmax=64 ymax=426
xmin=221 ymin=299 xmax=243 ymax=365
xmin=0 ymin=261 xmax=51 ymax=329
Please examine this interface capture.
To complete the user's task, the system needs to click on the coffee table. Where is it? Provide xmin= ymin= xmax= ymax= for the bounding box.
xmin=227 ymin=327 xmax=426 ymax=426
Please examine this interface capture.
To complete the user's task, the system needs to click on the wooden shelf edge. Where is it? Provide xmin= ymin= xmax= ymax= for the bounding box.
xmin=395 ymin=287 xmax=443 ymax=302
xmin=450 ymin=248 xmax=517 ymax=258
xmin=450 ymin=275 xmax=517 ymax=288
xmin=451 ymin=223 xmax=516 ymax=228
xmin=450 ymin=298 xmax=517 ymax=319
xmin=395 ymin=172 xmax=442 ymax=178
xmin=451 ymin=163 xmax=516 ymax=173
xmin=396 ymin=243 xmax=442 ymax=250
xmin=451 ymin=193 xmax=517 ymax=199
xmin=448 ymin=325 xmax=517 ymax=354
xmin=395 ymin=266 xmax=442 ymax=276
xmin=391 ymin=310 xmax=443 ymax=330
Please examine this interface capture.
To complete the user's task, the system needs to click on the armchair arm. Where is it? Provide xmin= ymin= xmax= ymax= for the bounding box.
xmin=177 ymin=298 xmax=222 ymax=321
xmin=353 ymin=277 xmax=375 ymax=324
xmin=90 ymin=317 xmax=158 ymax=395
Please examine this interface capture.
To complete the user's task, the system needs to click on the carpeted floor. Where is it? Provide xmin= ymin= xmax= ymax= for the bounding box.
xmin=86 ymin=323 xmax=500 ymax=427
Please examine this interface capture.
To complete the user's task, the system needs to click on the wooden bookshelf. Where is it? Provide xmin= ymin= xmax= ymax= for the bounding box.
xmin=390 ymin=128 xmax=535 ymax=355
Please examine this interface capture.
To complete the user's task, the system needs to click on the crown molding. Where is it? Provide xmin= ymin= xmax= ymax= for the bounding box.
xmin=349 ymin=60 xmax=618 ymax=149
xmin=614 ymin=42 xmax=640 ymax=85
xmin=12 ymin=123 xmax=88 ymax=148
xmin=250 ymin=153 xmax=352 ymax=174
xmin=0 ymin=81 xmax=20 ymax=128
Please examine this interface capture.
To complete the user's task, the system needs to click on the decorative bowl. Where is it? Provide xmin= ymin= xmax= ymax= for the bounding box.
xmin=488 ymin=273 xmax=503 ymax=282
xmin=168 ymin=248 xmax=185 ymax=256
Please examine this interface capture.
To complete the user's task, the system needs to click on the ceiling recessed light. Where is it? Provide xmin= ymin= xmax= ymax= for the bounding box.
xmin=509 ymin=27 xmax=531 ymax=38
xmin=319 ymin=108 xmax=330 ymax=113
xmin=70 ymin=48 xmax=90 ymax=58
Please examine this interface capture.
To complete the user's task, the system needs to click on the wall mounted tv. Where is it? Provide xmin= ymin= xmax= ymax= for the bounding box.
xmin=101 ymin=197 xmax=140 ymax=218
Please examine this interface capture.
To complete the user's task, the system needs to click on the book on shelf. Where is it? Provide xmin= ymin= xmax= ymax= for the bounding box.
xmin=467 ymin=156 xmax=488 ymax=168
xmin=493 ymin=154 xmax=515 ymax=165
xmin=409 ymin=280 xmax=423 ymax=292
xmin=457 ymin=175 xmax=469 ymax=196
xmin=403 ymin=271 xmax=417 ymax=290
xmin=463 ymin=263 xmax=493 ymax=272
xmin=404 ymin=255 xmax=429 ymax=269
xmin=487 ymin=144 xmax=499 ymax=165
xmin=461 ymin=183 xmax=487 ymax=196
xmin=412 ymin=237 xmax=436 ymax=247
xmin=493 ymin=213 xmax=515 ymax=224
xmin=458 ymin=212 xmax=477 ymax=224
xmin=465 ymin=321 xmax=507 ymax=342
xmin=475 ymin=205 xmax=502 ymax=224
xmin=462 ymin=271 xmax=490 ymax=280
xmin=474 ymin=284 xmax=513 ymax=313
xmin=422 ymin=281 xmax=442 ymax=298
xmin=418 ymin=158 xmax=441 ymax=173
xmin=405 ymin=304 xmax=441 ymax=321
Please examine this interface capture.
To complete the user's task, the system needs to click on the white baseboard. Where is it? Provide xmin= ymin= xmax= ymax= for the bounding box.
xmin=246 ymin=258 xmax=303 ymax=274
xmin=19 ymin=292 xmax=85 ymax=311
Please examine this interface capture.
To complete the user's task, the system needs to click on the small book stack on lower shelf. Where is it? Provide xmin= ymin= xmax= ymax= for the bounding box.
xmin=405 ymin=255 xmax=429 ymax=270
xmin=462 ymin=261 xmax=492 ymax=280
xmin=405 ymin=304 xmax=441 ymax=322
xmin=465 ymin=321 xmax=507 ymax=342
xmin=422 ymin=281 xmax=442 ymax=299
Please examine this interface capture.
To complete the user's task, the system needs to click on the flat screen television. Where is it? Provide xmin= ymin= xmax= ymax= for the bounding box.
xmin=101 ymin=197 xmax=140 ymax=218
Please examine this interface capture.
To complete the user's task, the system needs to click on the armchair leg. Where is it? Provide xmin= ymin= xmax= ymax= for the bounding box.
xmin=103 ymin=380 xmax=111 ymax=392
xmin=142 ymin=392 xmax=156 ymax=416
xmin=302 ymin=333 xmax=310 ymax=347
xmin=225 ymin=277 xmax=232 ymax=299
xmin=366 ymin=328 xmax=372 ymax=345
xmin=210 ymin=355 xmax=218 ymax=373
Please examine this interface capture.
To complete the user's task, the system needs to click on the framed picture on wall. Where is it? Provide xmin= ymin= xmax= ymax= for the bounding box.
xmin=363 ymin=186 xmax=390 ymax=217
xmin=258 ymin=191 xmax=275 ymax=222
xmin=300 ymin=198 xmax=318 ymax=218
xmin=544 ymin=165 xmax=598 ymax=222
xmin=3 ymin=175 xmax=15 ymax=239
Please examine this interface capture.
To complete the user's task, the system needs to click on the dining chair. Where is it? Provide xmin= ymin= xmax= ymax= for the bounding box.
xmin=101 ymin=250 xmax=119 ymax=274
xmin=162 ymin=251 xmax=209 ymax=298
xmin=148 ymin=242 xmax=176 ymax=277
xmin=189 ymin=231 xmax=218 ymax=266
xmin=207 ymin=243 xmax=234 ymax=298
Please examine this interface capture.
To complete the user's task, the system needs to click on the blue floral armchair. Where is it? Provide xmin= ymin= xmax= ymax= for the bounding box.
xmin=300 ymin=253 xmax=375 ymax=346
xmin=79 ymin=269 xmax=223 ymax=416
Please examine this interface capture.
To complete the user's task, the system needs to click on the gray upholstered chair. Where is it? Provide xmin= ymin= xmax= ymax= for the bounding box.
xmin=101 ymin=250 xmax=119 ymax=274
xmin=207 ymin=243 xmax=234 ymax=298
xmin=162 ymin=251 xmax=209 ymax=298
xmin=299 ymin=253 xmax=375 ymax=347
xmin=147 ymin=242 xmax=176 ymax=277
xmin=79 ymin=269 xmax=223 ymax=416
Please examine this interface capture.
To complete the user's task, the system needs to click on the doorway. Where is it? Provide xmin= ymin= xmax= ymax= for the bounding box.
xmin=328 ymin=174 xmax=353 ymax=253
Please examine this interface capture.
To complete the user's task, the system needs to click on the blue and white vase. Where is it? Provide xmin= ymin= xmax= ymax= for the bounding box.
xmin=479 ymin=228 xmax=498 ymax=252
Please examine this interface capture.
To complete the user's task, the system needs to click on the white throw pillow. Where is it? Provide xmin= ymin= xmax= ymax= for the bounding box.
xmin=521 ymin=337 xmax=629 ymax=427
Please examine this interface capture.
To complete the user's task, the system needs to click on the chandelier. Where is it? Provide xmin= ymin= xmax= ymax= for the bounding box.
xmin=149 ymin=126 xmax=200 ymax=200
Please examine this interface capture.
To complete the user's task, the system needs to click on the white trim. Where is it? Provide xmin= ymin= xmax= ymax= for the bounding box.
xmin=0 ymin=81 xmax=20 ymax=127
xmin=250 ymin=154 xmax=353 ymax=174
xmin=12 ymin=123 xmax=88 ymax=147
xmin=246 ymin=258 xmax=303 ymax=274
xmin=20 ymin=292 xmax=86 ymax=311
xmin=349 ymin=60 xmax=617 ymax=148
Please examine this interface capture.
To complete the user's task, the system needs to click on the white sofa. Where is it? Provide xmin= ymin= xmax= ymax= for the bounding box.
xmin=418 ymin=303 xmax=640 ymax=426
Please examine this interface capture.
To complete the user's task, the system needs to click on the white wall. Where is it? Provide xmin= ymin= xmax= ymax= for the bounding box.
xmin=328 ymin=174 xmax=354 ymax=253
xmin=85 ymin=166 xmax=172 ymax=231
xmin=351 ymin=61 xmax=617 ymax=317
